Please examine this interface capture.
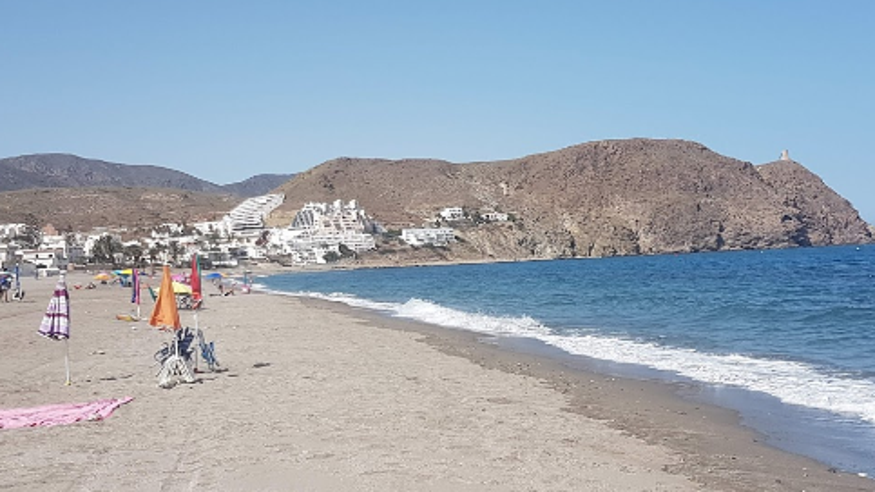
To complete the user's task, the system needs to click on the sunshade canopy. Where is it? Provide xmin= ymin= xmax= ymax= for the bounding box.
xmin=155 ymin=281 xmax=193 ymax=295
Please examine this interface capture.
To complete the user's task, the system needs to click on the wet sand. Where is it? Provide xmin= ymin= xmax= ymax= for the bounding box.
xmin=0 ymin=272 xmax=870 ymax=491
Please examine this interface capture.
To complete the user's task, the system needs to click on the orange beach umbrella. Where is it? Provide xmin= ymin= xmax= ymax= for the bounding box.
xmin=149 ymin=265 xmax=180 ymax=331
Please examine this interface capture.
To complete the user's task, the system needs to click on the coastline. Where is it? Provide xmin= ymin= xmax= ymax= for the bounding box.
xmin=0 ymin=272 xmax=870 ymax=491
xmin=305 ymin=296 xmax=872 ymax=491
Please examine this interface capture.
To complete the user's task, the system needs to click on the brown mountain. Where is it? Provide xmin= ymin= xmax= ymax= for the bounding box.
xmin=273 ymin=138 xmax=871 ymax=261
xmin=0 ymin=187 xmax=238 ymax=233
xmin=755 ymin=159 xmax=871 ymax=245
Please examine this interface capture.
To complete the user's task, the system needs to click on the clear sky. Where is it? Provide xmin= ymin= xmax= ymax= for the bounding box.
xmin=2 ymin=1 xmax=873 ymax=220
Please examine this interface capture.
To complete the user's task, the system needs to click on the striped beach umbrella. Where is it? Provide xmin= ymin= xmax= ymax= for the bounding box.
xmin=38 ymin=274 xmax=72 ymax=385
xmin=39 ymin=275 xmax=70 ymax=340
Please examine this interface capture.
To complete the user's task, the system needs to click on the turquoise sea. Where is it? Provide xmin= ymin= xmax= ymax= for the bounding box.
xmin=257 ymin=245 xmax=875 ymax=477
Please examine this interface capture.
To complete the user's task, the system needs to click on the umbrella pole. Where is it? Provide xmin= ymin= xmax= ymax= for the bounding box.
xmin=64 ymin=338 xmax=71 ymax=386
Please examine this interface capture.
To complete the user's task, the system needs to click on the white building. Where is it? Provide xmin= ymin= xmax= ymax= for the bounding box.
xmin=283 ymin=199 xmax=377 ymax=264
xmin=0 ymin=223 xmax=26 ymax=239
xmin=38 ymin=233 xmax=87 ymax=264
xmin=18 ymin=249 xmax=63 ymax=269
xmin=401 ymin=228 xmax=456 ymax=247
xmin=193 ymin=220 xmax=228 ymax=237
xmin=224 ymin=193 xmax=285 ymax=233
xmin=39 ymin=234 xmax=66 ymax=252
xmin=481 ymin=211 xmax=509 ymax=222
xmin=151 ymin=223 xmax=185 ymax=239
xmin=439 ymin=207 xmax=464 ymax=221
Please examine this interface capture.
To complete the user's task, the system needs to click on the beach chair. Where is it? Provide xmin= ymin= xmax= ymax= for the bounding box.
xmin=196 ymin=329 xmax=220 ymax=372
xmin=155 ymin=327 xmax=197 ymax=388
xmin=154 ymin=327 xmax=196 ymax=364
xmin=176 ymin=294 xmax=193 ymax=310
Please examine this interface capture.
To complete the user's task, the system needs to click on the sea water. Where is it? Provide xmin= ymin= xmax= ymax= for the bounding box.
xmin=257 ymin=245 xmax=875 ymax=476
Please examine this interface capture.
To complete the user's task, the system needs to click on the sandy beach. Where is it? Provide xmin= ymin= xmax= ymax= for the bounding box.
xmin=0 ymin=271 xmax=871 ymax=491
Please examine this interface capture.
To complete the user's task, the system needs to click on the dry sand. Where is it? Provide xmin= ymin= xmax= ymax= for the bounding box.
xmin=0 ymin=272 xmax=871 ymax=491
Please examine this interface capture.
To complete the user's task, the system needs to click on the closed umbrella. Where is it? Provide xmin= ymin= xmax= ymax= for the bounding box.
xmin=150 ymin=265 xmax=181 ymax=331
xmin=190 ymin=254 xmax=202 ymax=303
xmin=150 ymin=265 xmax=193 ymax=388
xmin=38 ymin=274 xmax=72 ymax=385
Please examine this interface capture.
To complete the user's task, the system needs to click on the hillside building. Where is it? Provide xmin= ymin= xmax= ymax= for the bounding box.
xmin=481 ymin=212 xmax=509 ymax=222
xmin=279 ymin=199 xmax=377 ymax=264
xmin=223 ymin=193 xmax=285 ymax=234
xmin=401 ymin=228 xmax=456 ymax=247
xmin=439 ymin=207 xmax=464 ymax=221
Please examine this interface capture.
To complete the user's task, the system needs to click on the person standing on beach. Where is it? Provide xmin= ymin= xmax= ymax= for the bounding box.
xmin=0 ymin=271 xmax=10 ymax=302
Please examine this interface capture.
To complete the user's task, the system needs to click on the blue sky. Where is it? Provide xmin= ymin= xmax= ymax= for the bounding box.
xmin=2 ymin=1 xmax=873 ymax=220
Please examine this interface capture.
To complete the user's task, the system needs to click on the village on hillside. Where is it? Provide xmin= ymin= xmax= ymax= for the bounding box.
xmin=0 ymin=194 xmax=512 ymax=275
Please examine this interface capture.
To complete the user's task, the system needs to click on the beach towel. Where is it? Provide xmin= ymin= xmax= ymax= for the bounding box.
xmin=0 ymin=397 xmax=133 ymax=429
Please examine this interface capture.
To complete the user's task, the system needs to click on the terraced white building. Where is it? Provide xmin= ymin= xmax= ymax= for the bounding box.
xmin=278 ymin=199 xmax=377 ymax=264
xmin=223 ymin=193 xmax=285 ymax=234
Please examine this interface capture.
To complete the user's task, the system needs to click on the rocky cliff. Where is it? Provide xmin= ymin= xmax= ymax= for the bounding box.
xmin=274 ymin=139 xmax=871 ymax=261
xmin=756 ymin=160 xmax=871 ymax=246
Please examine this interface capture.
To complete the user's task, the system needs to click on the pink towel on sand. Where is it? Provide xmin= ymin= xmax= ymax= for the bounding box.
xmin=0 ymin=397 xmax=133 ymax=429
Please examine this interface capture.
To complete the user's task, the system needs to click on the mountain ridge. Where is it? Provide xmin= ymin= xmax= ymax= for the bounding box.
xmin=1 ymin=139 xmax=869 ymax=262
xmin=273 ymin=138 xmax=871 ymax=261
xmin=0 ymin=153 xmax=294 ymax=197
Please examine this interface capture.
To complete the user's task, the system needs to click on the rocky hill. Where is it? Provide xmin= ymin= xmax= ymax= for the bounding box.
xmin=274 ymin=139 xmax=871 ymax=261
xmin=755 ymin=160 xmax=870 ymax=245
xmin=0 ymin=153 xmax=294 ymax=197
xmin=0 ymin=187 xmax=238 ymax=233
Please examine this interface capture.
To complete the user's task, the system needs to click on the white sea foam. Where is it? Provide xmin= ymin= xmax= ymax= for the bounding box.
xmin=260 ymin=288 xmax=875 ymax=425
xmin=539 ymin=334 xmax=875 ymax=425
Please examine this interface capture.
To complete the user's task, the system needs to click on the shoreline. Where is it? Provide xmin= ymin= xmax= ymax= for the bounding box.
xmin=299 ymin=295 xmax=873 ymax=490
xmin=0 ymin=272 xmax=871 ymax=491
xmin=250 ymin=247 xmax=875 ymax=481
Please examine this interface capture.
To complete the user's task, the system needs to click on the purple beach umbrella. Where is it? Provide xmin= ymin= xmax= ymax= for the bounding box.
xmin=38 ymin=274 xmax=72 ymax=385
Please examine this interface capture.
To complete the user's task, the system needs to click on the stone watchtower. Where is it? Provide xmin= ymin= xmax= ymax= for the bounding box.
xmin=780 ymin=149 xmax=790 ymax=161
